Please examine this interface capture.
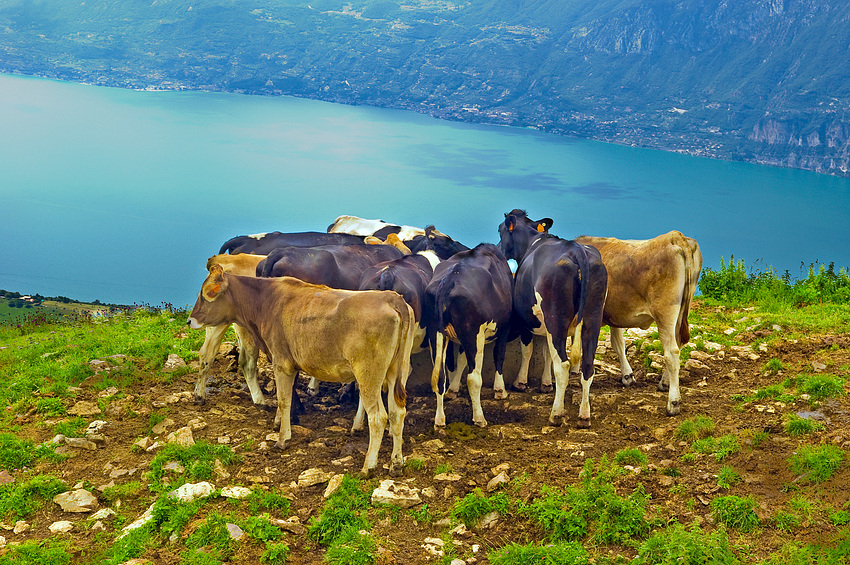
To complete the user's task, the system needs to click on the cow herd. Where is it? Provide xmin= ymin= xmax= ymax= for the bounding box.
xmin=187 ymin=212 xmax=703 ymax=476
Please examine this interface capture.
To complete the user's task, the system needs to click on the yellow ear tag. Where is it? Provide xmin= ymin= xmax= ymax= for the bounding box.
xmin=537 ymin=224 xmax=545 ymax=233
xmin=508 ymin=222 xmax=514 ymax=232
xmin=211 ymin=284 xmax=221 ymax=294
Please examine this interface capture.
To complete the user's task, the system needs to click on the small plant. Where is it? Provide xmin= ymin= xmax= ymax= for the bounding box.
xmin=674 ymin=415 xmax=715 ymax=442
xmin=435 ymin=462 xmax=454 ymax=475
xmin=324 ymin=527 xmax=378 ymax=565
xmin=830 ymin=510 xmax=850 ymax=526
xmin=308 ymin=475 xmax=370 ymax=547
xmin=789 ymin=444 xmax=845 ymax=482
xmin=716 ymin=465 xmax=741 ymax=489
xmin=763 ymin=358 xmax=785 ymax=375
xmin=0 ymin=539 xmax=73 ymax=565
xmin=261 ymin=542 xmax=291 ymax=564
xmin=791 ymin=373 xmax=846 ymax=401
xmin=452 ymin=489 xmax=512 ymax=529
xmin=35 ymin=397 xmax=67 ymax=417
xmin=634 ymin=522 xmax=737 ymax=565
xmin=0 ymin=432 xmax=61 ymax=471
xmin=614 ymin=447 xmax=649 ymax=467
xmin=242 ymin=515 xmax=284 ymax=543
xmin=409 ymin=504 xmax=433 ymax=524
xmin=101 ymin=481 xmax=145 ymax=504
xmin=148 ymin=441 xmax=238 ymax=491
xmin=185 ymin=511 xmax=234 ymax=561
xmin=710 ymin=495 xmax=759 ymax=532
xmin=405 ymin=458 xmax=425 ymax=472
xmin=773 ymin=510 xmax=802 ymax=532
xmin=53 ymin=417 xmax=87 ymax=438
xmin=691 ymin=434 xmax=740 ymax=461
xmin=248 ymin=488 xmax=292 ymax=516
xmin=489 ymin=541 xmax=590 ymax=565
xmin=0 ymin=474 xmax=68 ymax=521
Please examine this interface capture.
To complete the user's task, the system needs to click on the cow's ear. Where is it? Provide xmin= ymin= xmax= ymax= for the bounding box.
xmin=203 ymin=265 xmax=227 ymax=301
xmin=536 ymin=218 xmax=553 ymax=232
xmin=506 ymin=217 xmax=515 ymax=232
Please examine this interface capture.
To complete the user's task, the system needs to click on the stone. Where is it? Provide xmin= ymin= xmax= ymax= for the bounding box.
xmin=65 ymin=437 xmax=98 ymax=451
xmin=226 ymin=523 xmax=245 ymax=540
xmin=324 ymin=474 xmax=345 ymax=498
xmin=118 ymin=504 xmax=155 ymax=539
xmin=68 ymin=401 xmax=101 ymax=417
xmin=491 ymin=463 xmax=511 ymax=476
xmin=162 ymin=354 xmax=187 ymax=373
xmin=54 ymin=489 xmax=98 ymax=513
xmin=213 ymin=459 xmax=230 ymax=479
xmin=421 ymin=487 xmax=437 ymax=498
xmin=170 ymin=482 xmax=215 ymax=502
xmin=684 ymin=359 xmax=708 ymax=371
xmin=371 ymin=479 xmax=422 ymax=508
xmin=49 ymin=520 xmax=74 ymax=533
xmin=221 ymin=486 xmax=252 ymax=499
xmin=487 ymin=471 xmax=510 ymax=492
xmin=434 ymin=472 xmax=462 ymax=482
xmin=86 ymin=420 xmax=109 ymax=434
xmin=99 ymin=386 xmax=119 ymax=398
xmin=478 ymin=510 xmax=499 ymax=529
xmin=813 ymin=361 xmax=827 ymax=372
xmin=421 ymin=439 xmax=445 ymax=451
xmin=134 ymin=437 xmax=154 ymax=451
xmin=87 ymin=434 xmax=107 ymax=445
xmin=13 ymin=520 xmax=30 ymax=534
xmin=297 ymin=468 xmax=333 ymax=488
xmin=274 ymin=517 xmax=305 ymax=536
xmin=150 ymin=418 xmax=174 ymax=435
xmin=187 ymin=418 xmax=208 ymax=430
xmin=166 ymin=426 xmax=195 ymax=447
xmin=90 ymin=508 xmax=116 ymax=521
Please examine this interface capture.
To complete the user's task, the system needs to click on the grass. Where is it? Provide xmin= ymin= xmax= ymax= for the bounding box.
xmin=307 ymin=474 xmax=371 ymax=548
xmin=0 ymin=432 xmax=63 ymax=471
xmin=634 ymin=522 xmax=738 ymax=565
xmin=717 ymin=465 xmax=742 ymax=489
xmin=452 ymin=490 xmax=513 ymax=529
xmin=489 ymin=541 xmax=590 ymax=565
xmin=784 ymin=414 xmax=825 ymax=437
xmin=789 ymin=444 xmax=845 ymax=482
xmin=689 ymin=434 xmax=741 ymax=462
xmin=148 ymin=441 xmax=239 ymax=492
xmin=710 ymin=495 xmax=760 ymax=532
xmin=614 ymin=447 xmax=649 ymax=467
xmin=674 ymin=415 xmax=716 ymax=442
xmin=0 ymin=474 xmax=68 ymax=521
xmin=0 ymin=539 xmax=72 ymax=565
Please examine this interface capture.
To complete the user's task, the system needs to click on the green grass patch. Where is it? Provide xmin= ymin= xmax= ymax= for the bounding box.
xmin=614 ymin=447 xmax=649 ymax=467
xmin=762 ymin=358 xmax=785 ymax=375
xmin=634 ymin=522 xmax=738 ymax=565
xmin=690 ymin=434 xmax=741 ymax=461
xmin=247 ymin=487 xmax=292 ymax=517
xmin=0 ymin=538 xmax=72 ymax=565
xmin=52 ymin=416 xmax=88 ymax=438
xmin=0 ymin=474 xmax=68 ymax=521
xmin=489 ymin=541 xmax=590 ymax=565
xmin=674 ymin=415 xmax=715 ymax=442
xmin=261 ymin=542 xmax=291 ymax=564
xmin=307 ymin=474 xmax=370 ymax=546
xmin=789 ymin=373 xmax=846 ymax=402
xmin=148 ymin=440 xmax=238 ymax=492
xmin=716 ymin=465 xmax=742 ymax=489
xmin=0 ymin=432 xmax=62 ymax=471
xmin=452 ymin=489 xmax=513 ymax=529
xmin=789 ymin=444 xmax=845 ymax=482
xmin=710 ymin=495 xmax=759 ymax=532
xmin=784 ymin=414 xmax=825 ymax=437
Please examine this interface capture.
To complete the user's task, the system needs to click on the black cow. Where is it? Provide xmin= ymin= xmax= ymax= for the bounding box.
xmin=257 ymin=244 xmax=405 ymax=289
xmin=220 ymin=231 xmax=366 ymax=255
xmin=406 ymin=226 xmax=471 ymax=261
xmin=498 ymin=209 xmax=608 ymax=428
xmin=423 ymin=243 xmax=513 ymax=429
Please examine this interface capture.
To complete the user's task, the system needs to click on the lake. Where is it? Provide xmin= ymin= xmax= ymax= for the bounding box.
xmin=2 ymin=73 xmax=849 ymax=307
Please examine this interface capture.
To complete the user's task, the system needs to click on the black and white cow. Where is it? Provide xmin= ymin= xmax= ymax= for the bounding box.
xmin=220 ymin=231 xmax=366 ymax=255
xmin=423 ymin=243 xmax=513 ymax=428
xmin=498 ymin=209 xmax=608 ymax=428
xmin=328 ymin=216 xmax=470 ymax=261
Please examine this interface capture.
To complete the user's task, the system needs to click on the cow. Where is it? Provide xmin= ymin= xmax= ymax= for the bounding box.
xmin=327 ymin=216 xmax=470 ymax=261
xmin=423 ymin=243 xmax=514 ymax=429
xmin=257 ymin=244 xmax=404 ymax=289
xmin=498 ymin=209 xmax=608 ymax=428
xmin=188 ymin=266 xmax=416 ymax=477
xmin=571 ymin=232 xmax=702 ymax=416
xmin=220 ymin=231 xmax=366 ymax=256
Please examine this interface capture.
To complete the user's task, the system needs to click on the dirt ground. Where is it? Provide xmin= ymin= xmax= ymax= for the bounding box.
xmin=8 ymin=301 xmax=850 ymax=564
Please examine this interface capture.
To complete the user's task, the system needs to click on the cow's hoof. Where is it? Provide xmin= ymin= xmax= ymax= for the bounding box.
xmin=577 ymin=417 xmax=591 ymax=429
xmin=193 ymin=395 xmax=207 ymax=406
xmin=358 ymin=468 xmax=374 ymax=480
xmin=510 ymin=382 xmax=528 ymax=392
xmin=445 ymin=390 xmax=458 ymax=400
xmin=473 ymin=418 xmax=488 ymax=428
xmin=657 ymin=381 xmax=670 ymax=392
xmin=256 ymin=402 xmax=275 ymax=413
xmin=389 ymin=463 xmax=403 ymax=477
xmin=540 ymin=384 xmax=554 ymax=394
xmin=494 ymin=389 xmax=508 ymax=400
xmin=621 ymin=374 xmax=635 ymax=386
xmin=666 ymin=402 xmax=681 ymax=416
xmin=433 ymin=424 xmax=447 ymax=436
xmin=274 ymin=439 xmax=290 ymax=450
xmin=549 ymin=413 xmax=564 ymax=426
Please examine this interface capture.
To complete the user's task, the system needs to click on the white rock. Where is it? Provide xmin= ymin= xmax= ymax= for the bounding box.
xmin=68 ymin=401 xmax=101 ymax=417
xmin=226 ymin=523 xmax=244 ymax=540
xmin=371 ymin=479 xmax=422 ymax=508
xmin=54 ymin=489 xmax=99 ymax=513
xmin=487 ymin=471 xmax=510 ymax=492
xmin=434 ymin=472 xmax=462 ymax=481
xmin=118 ymin=503 xmax=155 ymax=539
xmin=13 ymin=520 xmax=30 ymax=534
xmin=162 ymin=354 xmax=187 ymax=372
xmin=166 ymin=426 xmax=195 ymax=447
xmin=221 ymin=486 xmax=252 ymax=500
xmin=297 ymin=468 xmax=332 ymax=488
xmin=90 ymin=508 xmax=116 ymax=520
xmin=324 ymin=474 xmax=345 ymax=498
xmin=170 ymin=481 xmax=215 ymax=502
xmin=49 ymin=520 xmax=74 ymax=533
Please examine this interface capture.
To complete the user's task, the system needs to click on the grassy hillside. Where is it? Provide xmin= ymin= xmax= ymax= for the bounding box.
xmin=1 ymin=0 xmax=849 ymax=175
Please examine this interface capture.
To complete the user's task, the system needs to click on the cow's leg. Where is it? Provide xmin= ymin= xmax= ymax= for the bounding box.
xmin=610 ymin=327 xmax=635 ymax=385
xmin=387 ymin=379 xmax=407 ymax=477
xmin=492 ymin=327 xmax=510 ymax=400
xmin=547 ymin=332 xmax=571 ymax=426
xmin=657 ymin=322 xmax=682 ymax=416
xmin=467 ymin=322 xmax=495 ymax=427
xmin=273 ymin=365 xmax=297 ymax=450
xmin=512 ymin=338 xmax=533 ymax=392
xmin=194 ymin=324 xmax=229 ymax=404
xmin=233 ymin=324 xmax=267 ymax=408
xmin=447 ymin=353 xmax=467 ymax=398
xmin=541 ymin=346 xmax=553 ymax=392
xmin=431 ymin=332 xmax=448 ymax=430
xmin=352 ymin=397 xmax=366 ymax=434
xmin=307 ymin=377 xmax=320 ymax=397
xmin=359 ymin=378 xmax=388 ymax=477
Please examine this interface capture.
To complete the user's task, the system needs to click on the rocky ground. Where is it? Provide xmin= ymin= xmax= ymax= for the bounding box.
xmin=3 ymin=301 xmax=850 ymax=564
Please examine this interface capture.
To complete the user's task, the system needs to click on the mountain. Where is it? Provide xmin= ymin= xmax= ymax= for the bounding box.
xmin=1 ymin=0 xmax=848 ymax=175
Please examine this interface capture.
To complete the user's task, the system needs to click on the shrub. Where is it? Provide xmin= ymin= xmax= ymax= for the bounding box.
xmin=784 ymin=414 xmax=825 ymax=437
xmin=489 ymin=541 xmax=590 ymax=565
xmin=634 ymin=522 xmax=737 ymax=565
xmin=789 ymin=445 xmax=845 ymax=482
xmin=0 ymin=474 xmax=68 ymax=521
xmin=307 ymin=475 xmax=370 ymax=546
xmin=614 ymin=448 xmax=649 ymax=467
xmin=717 ymin=465 xmax=742 ymax=489
xmin=710 ymin=495 xmax=759 ymax=532
xmin=674 ymin=416 xmax=715 ymax=442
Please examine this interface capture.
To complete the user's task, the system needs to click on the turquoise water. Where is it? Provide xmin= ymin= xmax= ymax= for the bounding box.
xmin=2 ymin=73 xmax=849 ymax=306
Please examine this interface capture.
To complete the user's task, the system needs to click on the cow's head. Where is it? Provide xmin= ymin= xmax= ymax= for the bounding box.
xmin=187 ymin=264 xmax=232 ymax=329
xmin=498 ymin=209 xmax=553 ymax=261
xmin=414 ymin=226 xmax=469 ymax=261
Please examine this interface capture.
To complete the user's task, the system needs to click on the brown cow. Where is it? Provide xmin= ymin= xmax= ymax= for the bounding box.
xmin=188 ymin=266 xmax=416 ymax=476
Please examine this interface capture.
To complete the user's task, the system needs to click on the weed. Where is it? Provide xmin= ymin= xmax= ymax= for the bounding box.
xmin=374 ymin=503 xmax=403 ymax=524
xmin=661 ymin=467 xmax=682 ymax=477
xmin=150 ymin=494 xmax=207 ymax=540
xmin=773 ymin=510 xmax=801 ymax=532
xmin=261 ymin=542 xmax=291 ymax=564
xmin=0 ymin=432 xmax=61 ymax=470
xmin=710 ymin=495 xmax=759 ymax=532
xmin=789 ymin=444 xmax=845 ymax=482
xmin=405 ymin=457 xmax=425 ymax=472
xmin=308 ymin=474 xmax=370 ymax=546
xmin=0 ymin=474 xmax=67 ymax=521
xmin=435 ymin=462 xmax=454 ymax=475
xmin=669 ymin=484 xmax=688 ymax=497
xmin=489 ymin=541 xmax=590 ymax=565
xmin=452 ymin=489 xmax=512 ymax=528
xmin=762 ymin=358 xmax=785 ymax=375
xmin=674 ymin=415 xmax=715 ymax=442
xmin=185 ymin=511 xmax=233 ymax=560
xmin=148 ymin=440 xmax=238 ymax=491
xmin=409 ymin=503 xmax=433 ymax=524
xmin=790 ymin=373 xmax=845 ymax=401
xmin=242 ymin=515 xmax=284 ymax=543
xmin=614 ymin=447 xmax=649 ymax=467
xmin=324 ymin=527 xmax=378 ymax=565
xmin=248 ymin=487 xmax=292 ymax=516
xmin=751 ymin=431 xmax=770 ymax=448
xmin=0 ymin=539 xmax=72 ymax=565
xmin=101 ymin=481 xmax=144 ymax=504
xmin=634 ymin=522 xmax=737 ymax=565
xmin=53 ymin=416 xmax=87 ymax=438
xmin=716 ymin=465 xmax=741 ymax=489
xmin=691 ymin=434 xmax=740 ymax=461
xmin=830 ymin=510 xmax=850 ymax=526
xmin=35 ymin=397 xmax=67 ymax=417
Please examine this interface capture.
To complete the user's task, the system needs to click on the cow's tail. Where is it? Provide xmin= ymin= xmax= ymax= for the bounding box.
xmin=378 ymin=268 xmax=397 ymax=293
xmin=218 ymin=236 xmax=242 ymax=255
xmin=391 ymin=299 xmax=415 ymax=409
xmin=674 ymin=232 xmax=701 ymax=347
xmin=573 ymin=242 xmax=592 ymax=326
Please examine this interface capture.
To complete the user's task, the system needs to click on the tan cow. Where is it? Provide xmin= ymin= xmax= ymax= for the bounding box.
xmin=188 ymin=266 xmax=416 ymax=476
xmin=194 ymin=254 xmax=267 ymax=408
xmin=511 ymin=230 xmax=701 ymax=417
